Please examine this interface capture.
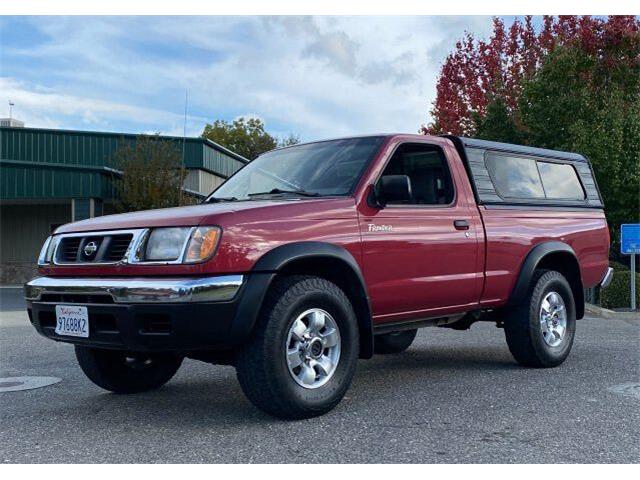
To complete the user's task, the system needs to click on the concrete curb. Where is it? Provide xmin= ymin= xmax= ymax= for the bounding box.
xmin=585 ymin=303 xmax=640 ymax=320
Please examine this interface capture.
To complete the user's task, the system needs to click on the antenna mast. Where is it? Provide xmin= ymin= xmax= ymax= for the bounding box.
xmin=182 ymin=90 xmax=188 ymax=162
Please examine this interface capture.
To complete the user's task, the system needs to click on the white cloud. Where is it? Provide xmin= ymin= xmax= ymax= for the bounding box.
xmin=2 ymin=16 xmax=495 ymax=140
xmin=0 ymin=77 xmax=206 ymax=136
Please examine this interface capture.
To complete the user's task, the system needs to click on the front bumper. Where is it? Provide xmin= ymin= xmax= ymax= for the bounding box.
xmin=24 ymin=275 xmax=248 ymax=352
xmin=25 ymin=275 xmax=243 ymax=304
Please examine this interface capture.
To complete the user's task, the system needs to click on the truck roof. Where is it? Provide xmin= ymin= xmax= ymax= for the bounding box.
xmin=281 ymin=134 xmax=588 ymax=164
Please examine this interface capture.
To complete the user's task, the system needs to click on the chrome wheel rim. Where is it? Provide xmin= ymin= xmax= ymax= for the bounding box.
xmin=285 ymin=308 xmax=341 ymax=389
xmin=540 ymin=291 xmax=567 ymax=347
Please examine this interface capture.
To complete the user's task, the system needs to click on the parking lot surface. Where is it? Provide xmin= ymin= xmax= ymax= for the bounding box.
xmin=1 ymin=288 xmax=638 ymax=463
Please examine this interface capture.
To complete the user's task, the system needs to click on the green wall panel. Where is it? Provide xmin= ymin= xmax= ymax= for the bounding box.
xmin=73 ymin=199 xmax=91 ymax=221
xmin=0 ymin=203 xmax=71 ymax=262
xmin=0 ymin=164 xmax=111 ymax=199
xmin=1 ymin=126 xmax=246 ymax=200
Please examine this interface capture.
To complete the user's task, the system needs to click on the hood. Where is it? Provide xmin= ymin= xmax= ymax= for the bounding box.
xmin=55 ymin=197 xmax=356 ymax=234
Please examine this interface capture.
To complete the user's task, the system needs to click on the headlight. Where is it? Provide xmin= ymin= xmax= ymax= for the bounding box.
xmin=37 ymin=236 xmax=58 ymax=265
xmin=140 ymin=226 xmax=221 ymax=263
xmin=144 ymin=227 xmax=191 ymax=261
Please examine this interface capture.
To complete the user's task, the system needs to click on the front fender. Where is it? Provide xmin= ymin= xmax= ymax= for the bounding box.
xmin=230 ymin=242 xmax=374 ymax=358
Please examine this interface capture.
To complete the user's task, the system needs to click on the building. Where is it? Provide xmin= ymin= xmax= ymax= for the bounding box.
xmin=0 ymin=118 xmax=25 ymax=128
xmin=0 ymin=125 xmax=248 ymax=284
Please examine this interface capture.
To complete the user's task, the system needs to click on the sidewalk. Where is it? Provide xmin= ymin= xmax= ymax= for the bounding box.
xmin=585 ymin=303 xmax=640 ymax=320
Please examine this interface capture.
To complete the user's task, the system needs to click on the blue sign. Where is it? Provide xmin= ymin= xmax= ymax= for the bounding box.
xmin=621 ymin=224 xmax=640 ymax=255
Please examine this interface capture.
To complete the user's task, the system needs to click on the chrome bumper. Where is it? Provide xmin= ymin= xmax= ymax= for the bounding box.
xmin=24 ymin=275 xmax=244 ymax=304
xmin=600 ymin=267 xmax=614 ymax=288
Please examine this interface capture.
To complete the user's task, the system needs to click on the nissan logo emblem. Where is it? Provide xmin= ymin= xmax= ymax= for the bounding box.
xmin=83 ymin=241 xmax=98 ymax=256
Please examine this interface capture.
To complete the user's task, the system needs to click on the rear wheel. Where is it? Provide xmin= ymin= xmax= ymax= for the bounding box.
xmin=75 ymin=346 xmax=183 ymax=393
xmin=504 ymin=270 xmax=576 ymax=367
xmin=374 ymin=329 xmax=417 ymax=354
xmin=236 ymin=275 xmax=359 ymax=419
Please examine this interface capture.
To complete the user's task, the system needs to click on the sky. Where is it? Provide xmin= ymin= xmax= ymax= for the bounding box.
xmin=1 ymin=16 xmax=525 ymax=141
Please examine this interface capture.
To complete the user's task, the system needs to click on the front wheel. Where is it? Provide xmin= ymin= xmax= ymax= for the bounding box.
xmin=75 ymin=346 xmax=183 ymax=393
xmin=236 ymin=275 xmax=359 ymax=419
xmin=504 ymin=270 xmax=576 ymax=368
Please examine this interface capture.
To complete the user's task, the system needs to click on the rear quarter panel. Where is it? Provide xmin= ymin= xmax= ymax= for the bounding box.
xmin=479 ymin=206 xmax=609 ymax=307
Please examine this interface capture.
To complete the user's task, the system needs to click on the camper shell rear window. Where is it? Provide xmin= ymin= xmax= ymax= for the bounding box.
xmin=485 ymin=153 xmax=585 ymax=201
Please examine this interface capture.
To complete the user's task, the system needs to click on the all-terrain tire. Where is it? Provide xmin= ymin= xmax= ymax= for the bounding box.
xmin=235 ymin=275 xmax=359 ymax=420
xmin=75 ymin=346 xmax=183 ymax=393
xmin=504 ymin=270 xmax=576 ymax=368
xmin=374 ymin=329 xmax=418 ymax=354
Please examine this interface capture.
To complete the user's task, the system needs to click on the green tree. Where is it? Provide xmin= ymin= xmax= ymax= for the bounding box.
xmin=279 ymin=133 xmax=301 ymax=148
xmin=519 ymin=45 xmax=640 ymax=250
xmin=474 ymin=97 xmax=524 ymax=144
xmin=518 ymin=47 xmax=594 ymax=150
xmin=202 ymin=117 xmax=299 ymax=160
xmin=425 ymin=16 xmax=640 ymax=250
xmin=112 ymin=134 xmax=190 ymax=212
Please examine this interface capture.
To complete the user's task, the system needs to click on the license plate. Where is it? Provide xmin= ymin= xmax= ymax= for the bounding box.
xmin=55 ymin=305 xmax=89 ymax=338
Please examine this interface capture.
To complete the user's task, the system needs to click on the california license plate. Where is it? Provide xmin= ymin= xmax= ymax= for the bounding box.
xmin=55 ymin=305 xmax=89 ymax=338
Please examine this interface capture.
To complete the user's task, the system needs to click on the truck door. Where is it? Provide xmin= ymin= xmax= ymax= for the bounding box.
xmin=358 ymin=141 xmax=483 ymax=323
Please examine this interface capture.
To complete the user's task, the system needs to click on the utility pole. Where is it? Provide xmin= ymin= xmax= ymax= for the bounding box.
xmin=632 ymin=253 xmax=637 ymax=311
xmin=9 ymin=100 xmax=14 ymax=120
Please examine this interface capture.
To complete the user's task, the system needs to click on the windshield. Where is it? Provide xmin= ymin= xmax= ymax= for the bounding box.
xmin=207 ymin=136 xmax=385 ymax=201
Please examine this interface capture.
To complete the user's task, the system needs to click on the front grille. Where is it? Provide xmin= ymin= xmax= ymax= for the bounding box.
xmin=79 ymin=236 xmax=103 ymax=262
xmin=59 ymin=237 xmax=82 ymax=262
xmin=54 ymin=233 xmax=134 ymax=264
xmin=104 ymin=234 xmax=133 ymax=262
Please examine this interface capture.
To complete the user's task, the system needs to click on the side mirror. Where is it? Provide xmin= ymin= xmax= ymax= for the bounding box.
xmin=373 ymin=175 xmax=412 ymax=207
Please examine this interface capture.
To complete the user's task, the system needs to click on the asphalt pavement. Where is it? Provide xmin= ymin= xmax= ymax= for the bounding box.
xmin=1 ymin=287 xmax=638 ymax=463
xmin=0 ymin=287 xmax=26 ymax=311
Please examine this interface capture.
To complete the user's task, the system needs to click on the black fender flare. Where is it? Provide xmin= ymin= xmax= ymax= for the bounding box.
xmin=509 ymin=241 xmax=584 ymax=318
xmin=230 ymin=242 xmax=374 ymax=358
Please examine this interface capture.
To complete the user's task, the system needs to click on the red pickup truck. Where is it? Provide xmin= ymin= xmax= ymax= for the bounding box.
xmin=25 ymin=134 xmax=612 ymax=419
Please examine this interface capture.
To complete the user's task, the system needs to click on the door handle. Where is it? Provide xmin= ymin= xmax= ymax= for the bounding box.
xmin=454 ymin=219 xmax=470 ymax=230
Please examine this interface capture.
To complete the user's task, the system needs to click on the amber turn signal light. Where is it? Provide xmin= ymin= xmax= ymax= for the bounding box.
xmin=184 ymin=227 xmax=221 ymax=263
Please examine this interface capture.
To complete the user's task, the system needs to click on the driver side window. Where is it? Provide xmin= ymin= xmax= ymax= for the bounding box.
xmin=381 ymin=143 xmax=455 ymax=205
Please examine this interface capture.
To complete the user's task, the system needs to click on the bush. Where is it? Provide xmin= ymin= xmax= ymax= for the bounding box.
xmin=609 ymin=260 xmax=629 ymax=272
xmin=600 ymin=270 xmax=640 ymax=309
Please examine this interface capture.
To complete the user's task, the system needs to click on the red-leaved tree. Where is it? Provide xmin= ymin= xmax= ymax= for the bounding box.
xmin=422 ymin=15 xmax=640 ymax=136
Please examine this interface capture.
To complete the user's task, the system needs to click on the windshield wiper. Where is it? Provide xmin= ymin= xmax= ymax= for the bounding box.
xmin=247 ymin=188 xmax=321 ymax=198
xmin=206 ymin=196 xmax=238 ymax=203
